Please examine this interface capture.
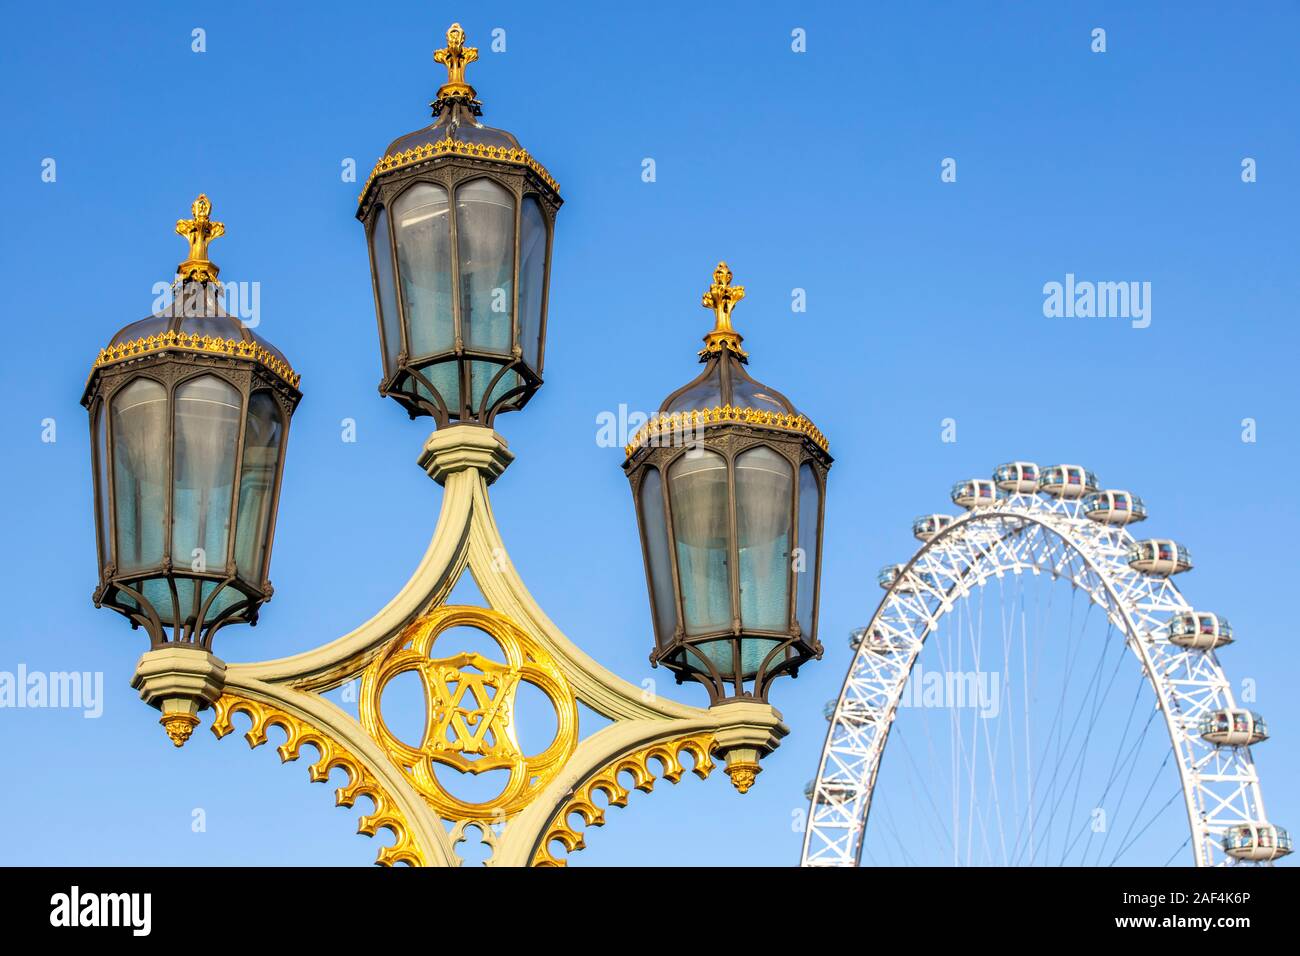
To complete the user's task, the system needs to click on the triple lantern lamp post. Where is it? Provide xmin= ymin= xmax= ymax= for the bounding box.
xmin=80 ymin=23 xmax=833 ymax=851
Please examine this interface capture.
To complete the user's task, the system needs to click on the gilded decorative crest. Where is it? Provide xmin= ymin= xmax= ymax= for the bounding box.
xmin=700 ymin=261 xmax=747 ymax=357
xmin=175 ymin=193 xmax=225 ymax=282
xmin=433 ymin=22 xmax=478 ymax=100
xmin=359 ymin=604 xmax=578 ymax=822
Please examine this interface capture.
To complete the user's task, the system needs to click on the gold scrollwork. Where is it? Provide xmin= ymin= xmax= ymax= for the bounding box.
xmin=624 ymin=404 xmax=830 ymax=457
xmin=530 ymin=733 xmax=717 ymax=867
xmin=211 ymin=694 xmax=427 ymax=866
xmin=358 ymin=137 xmax=560 ymax=210
xmin=360 ymin=605 xmax=579 ymax=824
xmin=90 ymin=330 xmax=301 ymax=389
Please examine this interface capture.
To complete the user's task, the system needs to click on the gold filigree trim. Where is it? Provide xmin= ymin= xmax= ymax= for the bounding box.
xmin=358 ymin=137 xmax=560 ymax=210
xmin=90 ymin=330 xmax=301 ymax=389
xmin=698 ymin=337 xmax=748 ymax=360
xmin=624 ymin=405 xmax=830 ymax=457
xmin=359 ymin=605 xmax=579 ymax=824
xmin=530 ymin=733 xmax=716 ymax=867
xmin=211 ymin=693 xmax=427 ymax=867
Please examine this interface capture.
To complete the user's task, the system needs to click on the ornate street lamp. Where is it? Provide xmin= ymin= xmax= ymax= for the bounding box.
xmin=81 ymin=194 xmax=301 ymax=745
xmin=623 ymin=263 xmax=833 ymax=719
xmin=83 ymin=24 xmax=818 ymax=866
xmin=356 ymin=22 xmax=562 ymax=427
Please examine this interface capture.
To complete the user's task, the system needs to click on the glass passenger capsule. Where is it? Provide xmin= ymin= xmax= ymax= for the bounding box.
xmin=849 ymin=626 xmax=906 ymax=654
xmin=879 ymin=564 xmax=907 ymax=590
xmin=806 ymin=779 xmax=856 ymax=803
xmin=951 ymin=478 xmax=1001 ymax=509
xmin=823 ymin=699 xmax=876 ymax=724
xmin=1222 ymin=823 xmax=1292 ymax=862
xmin=1037 ymin=464 xmax=1100 ymax=499
xmin=1128 ymin=539 xmax=1192 ymax=576
xmin=878 ymin=564 xmax=942 ymax=594
xmin=1167 ymin=611 xmax=1233 ymax=649
xmin=1081 ymin=489 xmax=1147 ymax=525
xmin=913 ymin=513 xmax=956 ymax=541
xmin=993 ymin=461 xmax=1040 ymax=494
xmin=1199 ymin=709 xmax=1268 ymax=747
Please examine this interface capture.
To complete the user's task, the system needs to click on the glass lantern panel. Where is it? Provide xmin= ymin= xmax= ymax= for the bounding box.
xmin=637 ymin=467 xmax=678 ymax=645
xmin=234 ymin=392 xmax=284 ymax=583
xmin=796 ymin=462 xmax=821 ymax=640
xmin=111 ymin=377 xmax=169 ymax=572
xmin=94 ymin=402 xmax=110 ymax=566
xmin=518 ymin=197 xmax=547 ymax=371
xmin=456 ymin=178 xmax=515 ymax=355
xmin=667 ymin=450 xmax=731 ymax=635
xmin=393 ymin=184 xmax=454 ymax=359
xmin=171 ymin=375 xmax=242 ymax=576
xmin=412 ymin=359 xmax=461 ymax=416
xmin=740 ymin=638 xmax=782 ymax=679
xmin=468 ymin=360 xmax=520 ymax=415
xmin=735 ymin=446 xmax=793 ymax=631
xmin=142 ymin=577 xmax=242 ymax=628
xmin=665 ymin=363 xmax=722 ymax=414
xmin=731 ymin=373 xmax=792 ymax=414
xmin=689 ymin=639 xmax=780 ymax=682
xmin=110 ymin=314 xmax=170 ymax=346
xmin=370 ymin=206 xmax=403 ymax=373
xmin=488 ymin=369 xmax=521 ymax=409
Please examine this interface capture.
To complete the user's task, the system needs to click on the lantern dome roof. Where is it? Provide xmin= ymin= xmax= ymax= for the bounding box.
xmin=625 ymin=263 xmax=829 ymax=457
xmin=84 ymin=195 xmax=300 ymax=398
xmin=382 ymin=103 xmax=522 ymax=158
xmin=357 ymin=23 xmax=560 ymax=215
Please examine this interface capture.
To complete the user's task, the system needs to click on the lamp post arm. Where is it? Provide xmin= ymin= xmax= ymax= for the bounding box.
xmin=211 ymin=677 xmax=458 ymax=866
xmin=133 ymin=425 xmax=791 ymax=865
xmin=460 ymin=449 xmax=704 ymax=723
xmin=493 ymin=700 xmax=786 ymax=866
xmin=221 ymin=449 xmax=478 ymax=692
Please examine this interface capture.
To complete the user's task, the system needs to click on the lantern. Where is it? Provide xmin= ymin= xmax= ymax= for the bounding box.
xmin=82 ymin=195 xmax=301 ymax=746
xmin=356 ymin=23 xmax=562 ymax=426
xmin=623 ymin=263 xmax=832 ymax=705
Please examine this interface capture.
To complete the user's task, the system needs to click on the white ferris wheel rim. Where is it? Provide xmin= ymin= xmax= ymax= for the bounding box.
xmin=800 ymin=486 xmax=1271 ymax=868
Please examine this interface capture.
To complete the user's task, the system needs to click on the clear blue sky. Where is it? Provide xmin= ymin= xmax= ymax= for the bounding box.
xmin=0 ymin=1 xmax=1296 ymax=866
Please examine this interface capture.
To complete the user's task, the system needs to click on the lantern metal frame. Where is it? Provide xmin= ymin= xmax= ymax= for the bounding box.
xmin=359 ymin=160 xmax=559 ymax=426
xmin=84 ymin=342 xmax=299 ymax=649
xmin=83 ymin=194 xmax=301 ymax=653
xmin=626 ymin=426 xmax=830 ymax=703
xmin=355 ymin=25 xmax=562 ymax=428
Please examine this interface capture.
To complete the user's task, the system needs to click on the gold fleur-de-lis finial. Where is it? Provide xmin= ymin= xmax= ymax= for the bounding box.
xmin=700 ymin=261 xmax=748 ymax=359
xmin=175 ymin=193 xmax=225 ymax=282
xmin=433 ymin=22 xmax=479 ymax=101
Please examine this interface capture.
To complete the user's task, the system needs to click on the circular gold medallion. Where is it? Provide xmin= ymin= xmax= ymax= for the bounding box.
xmin=360 ymin=605 xmax=578 ymax=822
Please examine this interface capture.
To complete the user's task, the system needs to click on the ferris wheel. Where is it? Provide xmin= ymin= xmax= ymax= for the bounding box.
xmin=801 ymin=462 xmax=1290 ymax=868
